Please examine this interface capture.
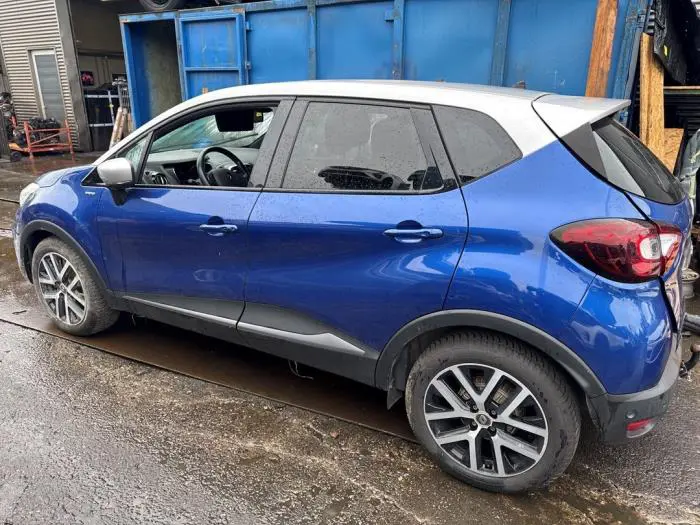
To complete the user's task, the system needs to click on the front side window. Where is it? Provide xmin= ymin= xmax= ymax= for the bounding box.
xmin=136 ymin=105 xmax=276 ymax=188
xmin=119 ymin=136 xmax=148 ymax=169
xmin=150 ymin=111 xmax=272 ymax=154
xmin=282 ymin=102 xmax=442 ymax=192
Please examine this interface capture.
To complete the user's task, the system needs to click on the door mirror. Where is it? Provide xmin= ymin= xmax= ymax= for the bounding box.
xmin=97 ymin=158 xmax=134 ymax=189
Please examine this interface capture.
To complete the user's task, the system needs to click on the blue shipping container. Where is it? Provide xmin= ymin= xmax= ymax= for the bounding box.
xmin=120 ymin=0 xmax=650 ymax=126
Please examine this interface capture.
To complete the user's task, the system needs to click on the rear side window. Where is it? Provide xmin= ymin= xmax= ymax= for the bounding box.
xmin=433 ymin=105 xmax=521 ymax=183
xmin=283 ymin=102 xmax=443 ymax=192
xmin=592 ymin=118 xmax=684 ymax=204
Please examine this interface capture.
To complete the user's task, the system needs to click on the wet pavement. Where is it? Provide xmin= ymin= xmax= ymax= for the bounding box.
xmin=0 ymin=154 xmax=95 ymax=203
xmin=0 ymin=155 xmax=699 ymax=524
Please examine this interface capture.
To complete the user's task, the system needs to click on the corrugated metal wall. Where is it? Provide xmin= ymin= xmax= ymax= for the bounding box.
xmin=0 ymin=0 xmax=77 ymax=142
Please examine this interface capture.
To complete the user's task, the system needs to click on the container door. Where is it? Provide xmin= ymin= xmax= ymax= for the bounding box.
xmin=177 ymin=9 xmax=248 ymax=99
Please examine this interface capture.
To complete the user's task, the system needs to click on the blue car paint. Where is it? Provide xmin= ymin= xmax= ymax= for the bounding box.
xmin=35 ymin=166 xmax=81 ymax=188
xmin=16 ymin=166 xmax=107 ymax=281
xmin=14 ymin=141 xmax=689 ymax=397
xmin=627 ymin=193 xmax=694 ymax=239
xmin=445 ymin=141 xmax=674 ymax=395
xmin=245 ymin=187 xmax=468 ymax=351
xmin=561 ymin=277 xmax=673 ymax=394
xmin=96 ymin=186 xmax=261 ymax=298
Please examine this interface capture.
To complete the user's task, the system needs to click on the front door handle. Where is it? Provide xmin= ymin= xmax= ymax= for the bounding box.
xmin=383 ymin=228 xmax=443 ymax=243
xmin=199 ymin=224 xmax=238 ymax=236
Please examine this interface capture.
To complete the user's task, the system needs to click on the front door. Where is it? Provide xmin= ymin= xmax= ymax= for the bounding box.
xmin=97 ymin=100 xmax=290 ymax=333
xmin=242 ymin=100 xmax=468 ymax=384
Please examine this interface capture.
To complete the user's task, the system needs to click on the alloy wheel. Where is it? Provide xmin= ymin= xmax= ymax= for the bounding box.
xmin=423 ymin=363 xmax=548 ymax=478
xmin=37 ymin=252 xmax=87 ymax=326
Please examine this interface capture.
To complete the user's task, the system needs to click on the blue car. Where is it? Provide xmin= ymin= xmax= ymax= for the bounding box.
xmin=13 ymin=81 xmax=691 ymax=493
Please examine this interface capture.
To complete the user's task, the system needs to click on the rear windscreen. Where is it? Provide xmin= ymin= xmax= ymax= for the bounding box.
xmin=591 ymin=118 xmax=684 ymax=204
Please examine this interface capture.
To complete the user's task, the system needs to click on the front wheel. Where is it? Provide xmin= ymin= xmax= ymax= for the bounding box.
xmin=405 ymin=331 xmax=581 ymax=493
xmin=31 ymin=237 xmax=119 ymax=336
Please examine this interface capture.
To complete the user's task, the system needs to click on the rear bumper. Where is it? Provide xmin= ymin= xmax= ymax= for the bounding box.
xmin=587 ymin=334 xmax=682 ymax=443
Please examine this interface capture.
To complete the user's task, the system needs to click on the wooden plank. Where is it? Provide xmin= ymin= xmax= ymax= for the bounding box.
xmin=663 ymin=128 xmax=684 ymax=172
xmin=585 ymin=0 xmax=618 ymax=97
xmin=639 ymin=33 xmax=665 ymax=159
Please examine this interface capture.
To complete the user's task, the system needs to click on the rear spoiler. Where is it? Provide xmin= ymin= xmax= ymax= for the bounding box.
xmin=532 ymin=95 xmax=630 ymax=138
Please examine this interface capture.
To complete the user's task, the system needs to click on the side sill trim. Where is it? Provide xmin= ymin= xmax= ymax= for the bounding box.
xmin=123 ymin=297 xmax=368 ymax=357
xmin=124 ymin=295 xmax=237 ymax=328
xmin=238 ymin=321 xmax=367 ymax=356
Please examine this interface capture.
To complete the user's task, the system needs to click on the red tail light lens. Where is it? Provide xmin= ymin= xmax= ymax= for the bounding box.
xmin=626 ymin=417 xmax=656 ymax=438
xmin=551 ymin=219 xmax=682 ymax=283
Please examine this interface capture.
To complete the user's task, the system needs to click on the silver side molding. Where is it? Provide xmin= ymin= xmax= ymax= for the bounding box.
xmin=237 ymin=322 xmax=367 ymax=356
xmin=125 ymin=295 xmax=367 ymax=356
xmin=125 ymin=295 xmax=238 ymax=327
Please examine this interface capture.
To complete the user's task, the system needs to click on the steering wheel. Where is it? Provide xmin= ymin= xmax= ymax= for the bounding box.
xmin=196 ymin=146 xmax=250 ymax=187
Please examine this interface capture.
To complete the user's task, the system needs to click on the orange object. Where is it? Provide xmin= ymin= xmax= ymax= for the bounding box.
xmin=15 ymin=120 xmax=75 ymax=159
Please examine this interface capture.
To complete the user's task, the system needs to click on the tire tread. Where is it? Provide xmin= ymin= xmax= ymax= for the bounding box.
xmin=32 ymin=237 xmax=119 ymax=336
xmin=405 ymin=329 xmax=581 ymax=493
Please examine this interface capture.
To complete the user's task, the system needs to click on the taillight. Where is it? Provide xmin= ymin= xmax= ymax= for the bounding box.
xmin=626 ymin=417 xmax=656 ymax=438
xmin=551 ymin=219 xmax=682 ymax=283
xmin=658 ymin=223 xmax=682 ymax=272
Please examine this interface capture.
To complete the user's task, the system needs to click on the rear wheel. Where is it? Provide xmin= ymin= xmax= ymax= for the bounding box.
xmin=405 ymin=330 xmax=580 ymax=493
xmin=138 ymin=0 xmax=187 ymax=12
xmin=31 ymin=237 xmax=119 ymax=336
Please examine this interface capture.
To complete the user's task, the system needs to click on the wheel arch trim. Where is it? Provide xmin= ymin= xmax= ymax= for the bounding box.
xmin=375 ymin=310 xmax=606 ymax=397
xmin=19 ymin=220 xmax=110 ymax=295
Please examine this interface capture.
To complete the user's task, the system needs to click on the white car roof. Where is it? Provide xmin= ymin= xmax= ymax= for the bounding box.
xmin=96 ymin=80 xmax=628 ymax=164
xmin=193 ymin=80 xmax=548 ymax=103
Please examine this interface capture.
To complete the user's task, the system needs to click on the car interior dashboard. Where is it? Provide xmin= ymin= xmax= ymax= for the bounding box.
xmin=142 ymin=147 xmax=258 ymax=187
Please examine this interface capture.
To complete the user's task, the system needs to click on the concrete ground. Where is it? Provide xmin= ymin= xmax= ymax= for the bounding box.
xmin=0 ymin=156 xmax=699 ymax=524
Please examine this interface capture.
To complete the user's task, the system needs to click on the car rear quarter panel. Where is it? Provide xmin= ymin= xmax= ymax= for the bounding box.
xmin=444 ymin=141 xmax=670 ymax=394
xmin=560 ymin=277 xmax=673 ymax=394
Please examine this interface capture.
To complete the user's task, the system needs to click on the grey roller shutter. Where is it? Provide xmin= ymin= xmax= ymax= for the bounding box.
xmin=33 ymin=51 xmax=66 ymax=121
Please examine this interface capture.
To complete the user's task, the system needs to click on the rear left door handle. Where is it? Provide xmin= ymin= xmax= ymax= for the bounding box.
xmin=383 ymin=228 xmax=443 ymax=243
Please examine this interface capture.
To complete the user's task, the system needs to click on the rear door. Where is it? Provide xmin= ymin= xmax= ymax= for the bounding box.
xmin=241 ymin=99 xmax=468 ymax=384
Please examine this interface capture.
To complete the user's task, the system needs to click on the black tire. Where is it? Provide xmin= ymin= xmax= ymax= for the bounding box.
xmin=138 ymin=0 xmax=187 ymax=12
xmin=31 ymin=237 xmax=119 ymax=336
xmin=405 ymin=330 xmax=581 ymax=493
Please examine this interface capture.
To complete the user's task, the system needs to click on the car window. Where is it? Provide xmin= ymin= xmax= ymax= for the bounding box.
xmin=592 ymin=118 xmax=684 ymax=204
xmin=150 ymin=111 xmax=272 ymax=154
xmin=135 ymin=106 xmax=276 ymax=189
xmin=282 ymin=102 xmax=442 ymax=192
xmin=433 ymin=106 xmax=521 ymax=183
xmin=119 ymin=135 xmax=148 ymax=169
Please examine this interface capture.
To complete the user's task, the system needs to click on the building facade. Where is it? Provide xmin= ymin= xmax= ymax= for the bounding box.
xmin=0 ymin=0 xmax=142 ymax=151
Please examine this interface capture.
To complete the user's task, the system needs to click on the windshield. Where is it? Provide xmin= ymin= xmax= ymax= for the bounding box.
xmin=151 ymin=111 xmax=272 ymax=154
